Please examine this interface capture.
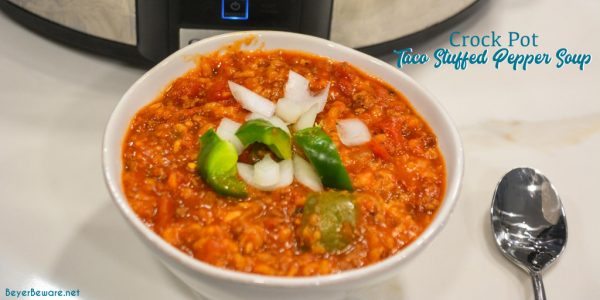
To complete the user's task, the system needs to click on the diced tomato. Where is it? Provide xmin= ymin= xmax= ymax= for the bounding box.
xmin=382 ymin=119 xmax=403 ymax=145
xmin=394 ymin=161 xmax=417 ymax=191
xmin=207 ymin=77 xmax=230 ymax=101
xmin=155 ymin=197 xmax=175 ymax=234
xmin=196 ymin=239 xmax=226 ymax=264
xmin=166 ymin=78 xmax=203 ymax=101
xmin=369 ymin=139 xmax=391 ymax=161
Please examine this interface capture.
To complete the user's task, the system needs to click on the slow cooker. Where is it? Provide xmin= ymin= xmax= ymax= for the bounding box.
xmin=0 ymin=0 xmax=484 ymax=65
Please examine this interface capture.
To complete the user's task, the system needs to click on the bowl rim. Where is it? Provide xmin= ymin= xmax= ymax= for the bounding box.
xmin=102 ymin=30 xmax=464 ymax=288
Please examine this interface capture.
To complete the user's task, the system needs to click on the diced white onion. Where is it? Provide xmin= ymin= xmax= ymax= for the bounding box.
xmin=246 ymin=112 xmax=290 ymax=135
xmin=237 ymin=163 xmax=255 ymax=185
xmin=293 ymin=155 xmax=323 ymax=192
xmin=216 ymin=118 xmax=244 ymax=154
xmin=275 ymin=71 xmax=330 ymax=126
xmin=276 ymin=159 xmax=294 ymax=188
xmin=266 ymin=115 xmax=290 ymax=135
xmin=336 ymin=118 xmax=372 ymax=146
xmin=253 ymin=156 xmax=280 ymax=188
xmin=313 ymin=83 xmax=330 ymax=112
xmin=228 ymin=81 xmax=275 ymax=117
xmin=237 ymin=159 xmax=294 ymax=191
xmin=275 ymin=98 xmax=311 ymax=124
xmin=245 ymin=112 xmax=266 ymax=121
xmin=293 ymin=103 xmax=320 ymax=131
xmin=284 ymin=71 xmax=311 ymax=101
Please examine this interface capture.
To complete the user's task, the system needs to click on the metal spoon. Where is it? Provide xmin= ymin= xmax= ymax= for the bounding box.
xmin=491 ymin=167 xmax=567 ymax=300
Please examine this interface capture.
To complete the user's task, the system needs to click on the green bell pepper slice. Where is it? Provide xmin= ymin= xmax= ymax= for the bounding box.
xmin=293 ymin=127 xmax=353 ymax=191
xmin=235 ymin=119 xmax=292 ymax=160
xmin=197 ymin=129 xmax=247 ymax=198
xmin=300 ymin=191 xmax=357 ymax=252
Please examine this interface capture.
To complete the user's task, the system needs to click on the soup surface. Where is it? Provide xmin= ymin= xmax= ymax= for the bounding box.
xmin=122 ymin=48 xmax=445 ymax=276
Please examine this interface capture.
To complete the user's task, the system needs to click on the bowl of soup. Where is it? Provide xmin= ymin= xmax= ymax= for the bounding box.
xmin=102 ymin=31 xmax=463 ymax=300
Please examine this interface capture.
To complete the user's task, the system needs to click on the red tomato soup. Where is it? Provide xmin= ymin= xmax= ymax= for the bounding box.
xmin=122 ymin=49 xmax=445 ymax=276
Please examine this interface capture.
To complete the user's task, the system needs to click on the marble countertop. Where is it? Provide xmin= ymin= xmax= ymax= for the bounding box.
xmin=1 ymin=0 xmax=598 ymax=299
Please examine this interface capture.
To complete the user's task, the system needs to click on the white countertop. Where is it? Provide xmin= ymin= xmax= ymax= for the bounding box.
xmin=1 ymin=0 xmax=599 ymax=299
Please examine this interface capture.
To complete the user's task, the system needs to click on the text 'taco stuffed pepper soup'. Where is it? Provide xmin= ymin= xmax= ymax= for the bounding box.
xmin=121 ymin=37 xmax=447 ymax=277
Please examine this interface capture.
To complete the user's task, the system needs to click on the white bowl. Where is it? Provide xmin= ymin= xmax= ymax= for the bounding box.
xmin=102 ymin=31 xmax=464 ymax=300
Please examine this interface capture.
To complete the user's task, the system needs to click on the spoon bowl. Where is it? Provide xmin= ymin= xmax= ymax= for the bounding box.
xmin=491 ymin=167 xmax=567 ymax=300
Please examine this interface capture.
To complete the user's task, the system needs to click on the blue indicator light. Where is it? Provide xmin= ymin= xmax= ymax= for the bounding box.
xmin=221 ymin=0 xmax=249 ymax=20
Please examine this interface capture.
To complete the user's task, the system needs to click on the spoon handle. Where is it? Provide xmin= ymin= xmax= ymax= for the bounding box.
xmin=531 ymin=272 xmax=546 ymax=300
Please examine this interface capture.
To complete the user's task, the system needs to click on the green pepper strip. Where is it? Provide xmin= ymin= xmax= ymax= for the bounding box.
xmin=235 ymin=119 xmax=292 ymax=160
xmin=300 ymin=191 xmax=357 ymax=252
xmin=294 ymin=127 xmax=353 ymax=191
xmin=197 ymin=129 xmax=247 ymax=198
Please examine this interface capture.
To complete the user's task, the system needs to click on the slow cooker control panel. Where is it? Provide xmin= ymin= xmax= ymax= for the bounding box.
xmin=221 ymin=0 xmax=249 ymax=20
xmin=179 ymin=0 xmax=302 ymax=31
xmin=137 ymin=0 xmax=333 ymax=62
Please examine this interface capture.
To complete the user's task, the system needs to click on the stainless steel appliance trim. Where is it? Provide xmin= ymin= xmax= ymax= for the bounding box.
xmin=7 ymin=0 xmax=136 ymax=45
xmin=179 ymin=28 xmax=236 ymax=49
